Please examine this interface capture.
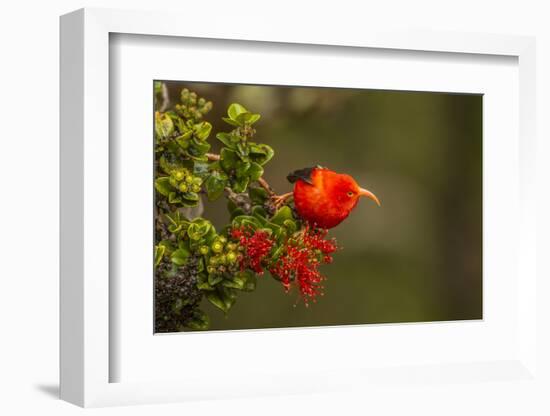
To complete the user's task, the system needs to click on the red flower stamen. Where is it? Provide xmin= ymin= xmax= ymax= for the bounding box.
xmin=231 ymin=226 xmax=274 ymax=275
xmin=270 ymin=225 xmax=337 ymax=306
xmin=231 ymin=225 xmax=337 ymax=305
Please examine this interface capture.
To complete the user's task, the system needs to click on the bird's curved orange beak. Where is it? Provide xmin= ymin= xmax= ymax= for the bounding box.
xmin=359 ymin=187 xmax=381 ymax=206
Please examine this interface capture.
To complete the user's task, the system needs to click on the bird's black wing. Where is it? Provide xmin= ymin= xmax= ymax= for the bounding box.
xmin=287 ymin=166 xmax=323 ymax=185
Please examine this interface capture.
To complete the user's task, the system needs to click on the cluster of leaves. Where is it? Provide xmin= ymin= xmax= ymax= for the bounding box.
xmin=204 ymin=103 xmax=274 ymax=199
xmin=154 ymin=84 xmax=337 ymax=332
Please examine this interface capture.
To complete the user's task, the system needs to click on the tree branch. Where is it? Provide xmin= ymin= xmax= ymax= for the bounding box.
xmin=159 ymin=82 xmax=170 ymax=112
xmin=257 ymin=177 xmax=275 ymax=196
xmin=206 ymin=153 xmax=220 ymax=161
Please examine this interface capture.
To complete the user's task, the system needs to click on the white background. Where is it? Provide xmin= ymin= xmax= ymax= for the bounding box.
xmin=1 ymin=0 xmax=549 ymax=415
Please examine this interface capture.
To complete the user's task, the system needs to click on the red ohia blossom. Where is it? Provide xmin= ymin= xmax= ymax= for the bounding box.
xmin=270 ymin=226 xmax=337 ymax=306
xmin=231 ymin=226 xmax=274 ymax=274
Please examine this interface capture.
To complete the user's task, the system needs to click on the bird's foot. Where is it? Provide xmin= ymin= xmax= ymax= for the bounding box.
xmin=271 ymin=192 xmax=293 ymax=209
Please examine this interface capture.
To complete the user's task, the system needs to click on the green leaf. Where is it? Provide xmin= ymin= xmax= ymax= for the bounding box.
xmin=265 ymin=222 xmax=284 ymax=241
xmin=271 ymin=206 xmax=293 ymax=225
xmin=251 ymin=144 xmax=274 ymax=166
xmin=222 ymin=117 xmax=241 ymax=127
xmin=252 ymin=206 xmax=269 ymax=222
xmin=154 ymin=244 xmax=166 ymax=267
xmin=221 ymin=287 xmax=237 ymax=311
xmin=249 ymin=143 xmax=267 ymax=155
xmin=227 ymin=103 xmax=248 ymax=122
xmin=158 ymin=239 xmax=175 ymax=255
xmin=236 ymin=142 xmax=249 ymax=158
xmin=236 ymin=112 xmax=261 ymax=126
xmin=232 ymin=215 xmax=261 ymax=229
xmin=158 ymin=156 xmax=173 ymax=174
xmin=235 ymin=160 xmax=251 ymax=178
xmin=164 ymin=212 xmax=188 ymax=233
xmin=204 ymin=171 xmax=228 ymax=201
xmin=155 ymin=112 xmax=174 ymax=139
xmin=188 ymin=138 xmax=211 ymax=156
xmin=181 ymin=191 xmax=199 ymax=202
xmin=196 ymin=257 xmax=205 ymax=273
xmin=283 ymin=219 xmax=298 ymax=234
xmin=204 ymin=227 xmax=218 ymax=246
xmin=171 ymin=247 xmax=190 ymax=266
xmin=208 ymin=273 xmax=223 ymax=286
xmin=175 ymin=131 xmax=193 ymax=149
xmin=222 ymin=275 xmax=245 ymax=290
xmin=220 ymin=148 xmax=238 ymax=172
xmin=270 ymin=244 xmax=286 ymax=262
xmin=232 ymin=176 xmax=249 ymax=193
xmin=230 ymin=208 xmax=245 ymax=220
xmin=194 ymin=121 xmax=212 ymax=141
xmin=216 ymin=132 xmax=239 ymax=148
xmin=168 ymin=192 xmax=182 ymax=204
xmin=245 ymin=113 xmax=261 ymax=125
xmin=223 ymin=270 xmax=255 ymax=291
xmin=159 ymin=155 xmax=186 ymax=175
xmin=187 ymin=220 xmax=211 ymax=240
xmin=249 ymin=187 xmax=269 ymax=204
xmin=248 ymin=162 xmax=264 ymax=181
xmin=193 ymin=161 xmax=210 ymax=177
xmin=186 ymin=309 xmax=210 ymax=330
xmin=155 ymin=177 xmax=174 ymax=197
xmin=197 ymin=273 xmax=215 ymax=291
xmin=181 ymin=199 xmax=199 ymax=208
xmin=205 ymin=290 xmax=226 ymax=312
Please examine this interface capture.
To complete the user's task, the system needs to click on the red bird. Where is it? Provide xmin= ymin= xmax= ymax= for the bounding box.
xmin=284 ymin=166 xmax=380 ymax=229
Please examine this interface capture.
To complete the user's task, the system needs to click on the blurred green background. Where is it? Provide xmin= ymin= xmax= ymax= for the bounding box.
xmin=162 ymin=81 xmax=483 ymax=330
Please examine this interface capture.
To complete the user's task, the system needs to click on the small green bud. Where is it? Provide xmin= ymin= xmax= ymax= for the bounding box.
xmin=226 ymin=251 xmax=237 ymax=263
xmin=218 ymin=236 xmax=227 ymax=244
xmin=191 ymin=184 xmax=201 ymax=193
xmin=169 ymin=176 xmax=179 ymax=188
xmin=178 ymin=182 xmax=188 ymax=193
xmin=207 ymin=266 xmax=216 ymax=274
xmin=209 ymin=256 xmax=218 ymax=266
xmin=173 ymin=170 xmax=185 ymax=181
xmin=185 ymin=175 xmax=194 ymax=184
xmin=226 ymin=242 xmax=237 ymax=252
xmin=218 ymin=255 xmax=227 ymax=265
xmin=211 ymin=241 xmax=224 ymax=253
xmin=192 ymin=177 xmax=202 ymax=186
xmin=203 ymin=102 xmax=213 ymax=113
xmin=199 ymin=245 xmax=209 ymax=255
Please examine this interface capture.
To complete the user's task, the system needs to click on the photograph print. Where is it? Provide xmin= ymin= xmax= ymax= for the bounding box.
xmin=153 ymin=81 xmax=482 ymax=333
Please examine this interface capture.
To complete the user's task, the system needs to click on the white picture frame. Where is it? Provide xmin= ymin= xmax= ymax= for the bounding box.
xmin=60 ymin=8 xmax=538 ymax=408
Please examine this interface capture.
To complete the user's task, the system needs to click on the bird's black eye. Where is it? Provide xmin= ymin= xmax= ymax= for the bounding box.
xmin=347 ymin=191 xmax=354 ymax=197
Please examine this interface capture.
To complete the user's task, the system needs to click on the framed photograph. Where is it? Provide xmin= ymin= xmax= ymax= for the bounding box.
xmin=60 ymin=8 xmax=538 ymax=408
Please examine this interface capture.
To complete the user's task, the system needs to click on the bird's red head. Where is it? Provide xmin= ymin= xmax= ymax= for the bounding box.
xmin=324 ymin=172 xmax=381 ymax=215
xmin=290 ymin=167 xmax=380 ymax=229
